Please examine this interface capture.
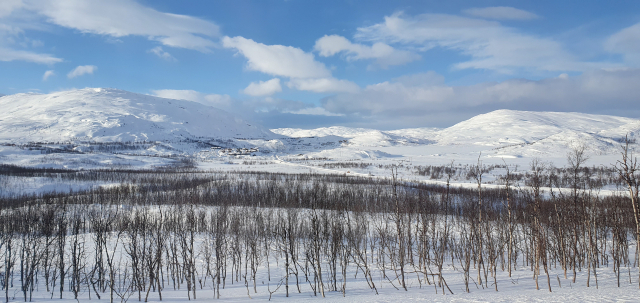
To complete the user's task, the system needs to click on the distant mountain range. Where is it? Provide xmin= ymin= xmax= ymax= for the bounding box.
xmin=274 ymin=109 xmax=639 ymax=155
xmin=0 ymin=88 xmax=638 ymax=163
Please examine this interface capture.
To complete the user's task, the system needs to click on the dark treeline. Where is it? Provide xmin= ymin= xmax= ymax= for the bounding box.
xmin=3 ymin=142 xmax=162 ymax=154
xmin=0 ymin=160 xmax=197 ymax=179
xmin=0 ymin=142 xmax=639 ymax=302
xmin=415 ymin=163 xmax=621 ymax=188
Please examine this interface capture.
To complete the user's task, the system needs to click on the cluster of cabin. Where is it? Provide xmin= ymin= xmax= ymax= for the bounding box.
xmin=213 ymin=147 xmax=259 ymax=155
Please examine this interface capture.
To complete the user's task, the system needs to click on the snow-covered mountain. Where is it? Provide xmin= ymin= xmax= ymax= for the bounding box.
xmin=275 ymin=110 xmax=638 ymax=148
xmin=434 ymin=109 xmax=638 ymax=146
xmin=0 ymin=88 xmax=275 ymax=144
xmin=272 ymin=126 xmax=437 ymax=147
xmin=0 ymin=88 xmax=638 ymax=170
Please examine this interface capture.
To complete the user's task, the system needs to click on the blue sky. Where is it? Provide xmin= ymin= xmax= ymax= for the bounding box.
xmin=1 ymin=0 xmax=640 ymax=129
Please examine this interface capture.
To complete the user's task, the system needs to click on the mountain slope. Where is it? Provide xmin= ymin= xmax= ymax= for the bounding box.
xmin=272 ymin=126 xmax=438 ymax=147
xmin=0 ymin=88 xmax=275 ymax=143
xmin=435 ymin=109 xmax=638 ymax=146
xmin=273 ymin=110 xmax=639 ymax=156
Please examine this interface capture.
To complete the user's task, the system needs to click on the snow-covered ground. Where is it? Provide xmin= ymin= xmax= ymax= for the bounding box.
xmin=0 ymin=88 xmax=638 ymax=197
xmin=1 ymin=89 xmax=637 ymax=172
xmin=2 ymin=205 xmax=639 ymax=303
xmin=272 ymin=109 xmax=639 ymax=166
xmin=9 ymin=256 xmax=639 ymax=303
xmin=1 ymin=88 xmax=640 ymax=301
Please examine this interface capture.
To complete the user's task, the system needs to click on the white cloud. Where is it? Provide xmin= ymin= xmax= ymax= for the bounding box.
xmin=320 ymin=69 xmax=640 ymax=127
xmin=0 ymin=0 xmax=23 ymax=18
xmin=26 ymin=0 xmax=219 ymax=52
xmin=284 ymin=107 xmax=344 ymax=116
xmin=0 ymin=24 xmax=24 ymax=36
xmin=1 ymin=0 xmax=223 ymax=64
xmin=314 ymin=35 xmax=420 ymax=68
xmin=392 ymin=71 xmax=445 ymax=86
xmin=246 ymin=96 xmax=310 ymax=113
xmin=0 ymin=22 xmax=62 ymax=64
xmin=222 ymin=36 xmax=331 ymax=78
xmin=151 ymin=88 xmax=313 ymax=117
xmin=0 ymin=46 xmax=61 ymax=64
xmin=151 ymin=89 xmax=323 ymax=129
xmin=287 ymin=77 xmax=360 ymax=93
xmin=151 ymin=89 xmax=233 ymax=109
xmin=355 ymin=12 xmax=608 ymax=73
xmin=462 ymin=7 xmax=539 ymax=20
xmin=67 ymin=65 xmax=96 ymax=78
xmin=42 ymin=70 xmax=54 ymax=81
xmin=221 ymin=36 xmax=357 ymax=95
xmin=322 ymin=79 xmax=453 ymax=116
xmin=606 ymin=22 xmax=640 ymax=64
xmin=148 ymin=46 xmax=176 ymax=61
xmin=154 ymin=69 xmax=640 ymax=128
xmin=242 ymin=78 xmax=282 ymax=96
xmin=29 ymin=39 xmax=43 ymax=47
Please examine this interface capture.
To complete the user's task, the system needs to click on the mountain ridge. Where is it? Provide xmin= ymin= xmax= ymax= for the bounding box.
xmin=273 ymin=109 xmax=640 ymax=153
xmin=1 ymin=88 xmax=638 ymax=163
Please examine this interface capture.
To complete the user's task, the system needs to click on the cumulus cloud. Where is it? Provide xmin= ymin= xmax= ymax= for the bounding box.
xmin=67 ymin=65 xmax=96 ymax=78
xmin=222 ymin=36 xmax=331 ymax=78
xmin=320 ymin=69 xmax=640 ymax=128
xmin=148 ymin=46 xmax=176 ymax=61
xmin=314 ymin=35 xmax=420 ymax=68
xmin=462 ymin=7 xmax=539 ymax=21
xmin=42 ymin=69 xmax=54 ymax=81
xmin=221 ymin=36 xmax=362 ymax=95
xmin=355 ymin=12 xmax=610 ymax=73
xmin=26 ymin=0 xmax=220 ymax=52
xmin=286 ymin=77 xmax=360 ymax=93
xmin=242 ymin=78 xmax=282 ymax=96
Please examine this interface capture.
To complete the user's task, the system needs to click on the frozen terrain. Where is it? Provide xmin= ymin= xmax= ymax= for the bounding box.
xmin=1 ymin=199 xmax=639 ymax=303
xmin=1 ymin=88 xmax=640 ymax=302
xmin=272 ymin=109 xmax=640 ymax=165
xmin=0 ymin=88 xmax=638 ymax=192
